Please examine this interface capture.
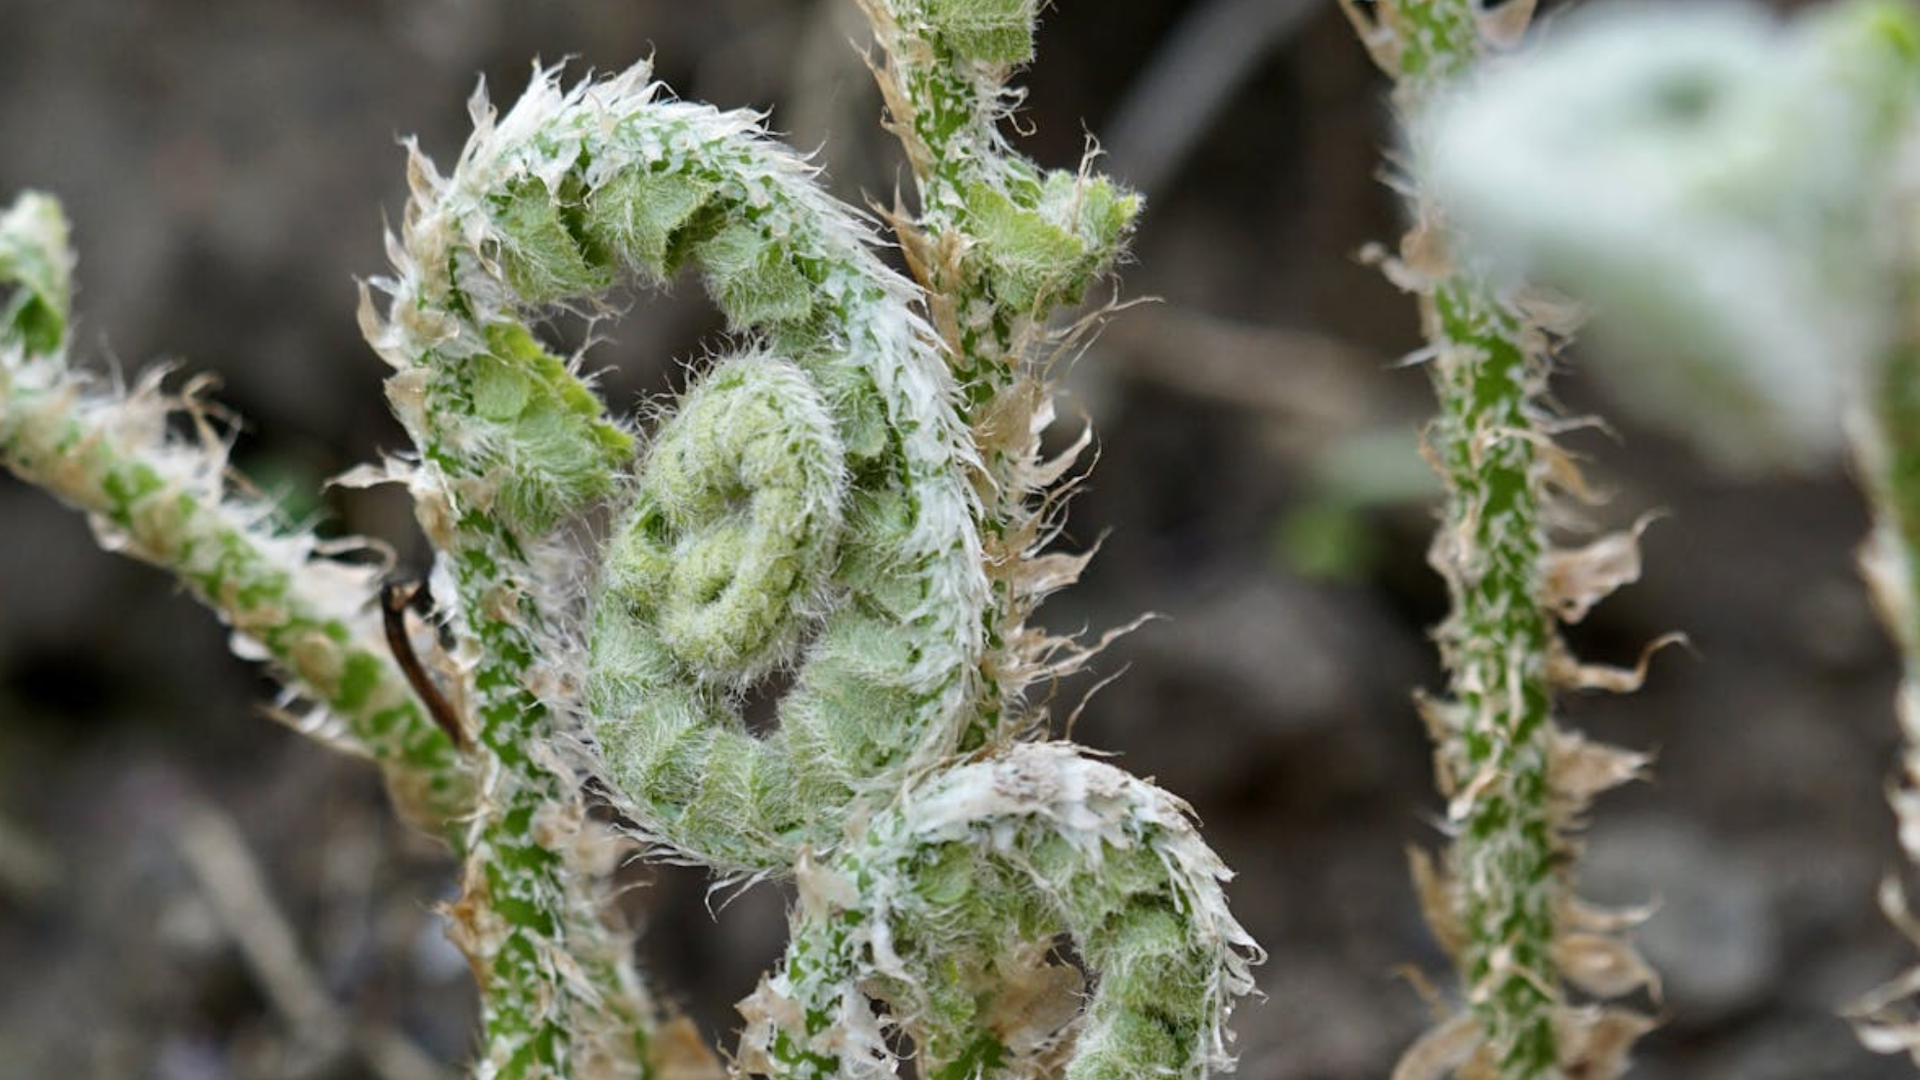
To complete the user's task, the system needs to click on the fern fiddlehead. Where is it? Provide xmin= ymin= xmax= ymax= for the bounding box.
xmin=382 ymin=14 xmax=1251 ymax=1080
xmin=708 ymin=5 xmax=1258 ymax=1079
xmin=538 ymin=54 xmax=1256 ymax=1077
xmin=361 ymin=58 xmax=1003 ymax=1076
xmin=4 ymin=6 xmax=1255 ymax=1077
xmin=753 ymin=744 xmax=1256 ymax=1080
xmin=571 ymin=75 xmax=990 ymax=874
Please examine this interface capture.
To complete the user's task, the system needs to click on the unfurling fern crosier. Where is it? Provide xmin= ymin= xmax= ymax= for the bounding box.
xmin=0 ymin=3 xmax=1255 ymax=1073
xmin=359 ymin=4 xmax=1258 ymax=1075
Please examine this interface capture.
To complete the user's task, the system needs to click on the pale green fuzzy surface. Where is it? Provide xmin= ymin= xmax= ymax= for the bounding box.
xmin=756 ymin=745 xmax=1259 ymax=1080
xmin=604 ymin=357 xmax=847 ymax=683
xmin=517 ymin=70 xmax=995 ymax=875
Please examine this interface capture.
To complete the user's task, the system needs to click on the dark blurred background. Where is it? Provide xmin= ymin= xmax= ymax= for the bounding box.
xmin=0 ymin=1 xmax=1907 ymax=1078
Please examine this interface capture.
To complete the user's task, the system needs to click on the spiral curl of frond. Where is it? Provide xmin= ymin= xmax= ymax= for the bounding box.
xmin=364 ymin=40 xmax=1251 ymax=1080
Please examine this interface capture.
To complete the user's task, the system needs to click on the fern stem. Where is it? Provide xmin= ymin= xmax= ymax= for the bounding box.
xmin=1346 ymin=4 xmax=1589 ymax=1075
xmin=862 ymin=0 xmax=1139 ymax=749
xmin=1426 ymin=280 xmax=1560 ymax=1077
xmin=361 ymin=68 xmax=681 ymax=1080
xmin=0 ymin=192 xmax=474 ymax=841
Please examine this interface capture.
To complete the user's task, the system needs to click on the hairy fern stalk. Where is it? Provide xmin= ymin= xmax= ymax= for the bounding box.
xmin=1344 ymin=3 xmax=1660 ymax=1078
xmin=0 ymin=3 xmax=1258 ymax=1079
xmin=1413 ymin=0 xmax=1920 ymax=1066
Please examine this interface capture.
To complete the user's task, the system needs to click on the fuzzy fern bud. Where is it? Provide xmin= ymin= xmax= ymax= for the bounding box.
xmin=963 ymin=166 xmax=1140 ymax=314
xmin=602 ymin=355 xmax=847 ymax=682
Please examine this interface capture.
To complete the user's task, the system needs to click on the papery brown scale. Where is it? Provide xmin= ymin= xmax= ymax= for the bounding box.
xmin=1559 ymin=894 xmax=1657 ymax=936
xmin=1338 ymin=0 xmax=1405 ymax=72
xmin=1547 ymin=632 xmax=1685 ymax=694
xmin=1548 ymin=728 xmax=1650 ymax=807
xmin=1409 ymin=847 xmax=1469 ymax=962
xmin=1541 ymin=515 xmax=1656 ymax=624
xmin=1554 ymin=1006 xmax=1655 ymax=1080
xmin=1552 ymin=932 xmax=1659 ymax=1000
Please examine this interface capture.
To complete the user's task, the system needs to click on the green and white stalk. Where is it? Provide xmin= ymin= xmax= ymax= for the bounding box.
xmin=1414 ymin=0 xmax=1920 ymax=1068
xmin=861 ymin=0 xmax=1138 ymax=372
xmin=1343 ymin=4 xmax=1658 ymax=1078
xmin=862 ymin=0 xmax=1141 ymax=747
xmin=0 ymin=192 xmax=473 ymax=838
xmin=360 ymin=66 xmax=695 ymax=1080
